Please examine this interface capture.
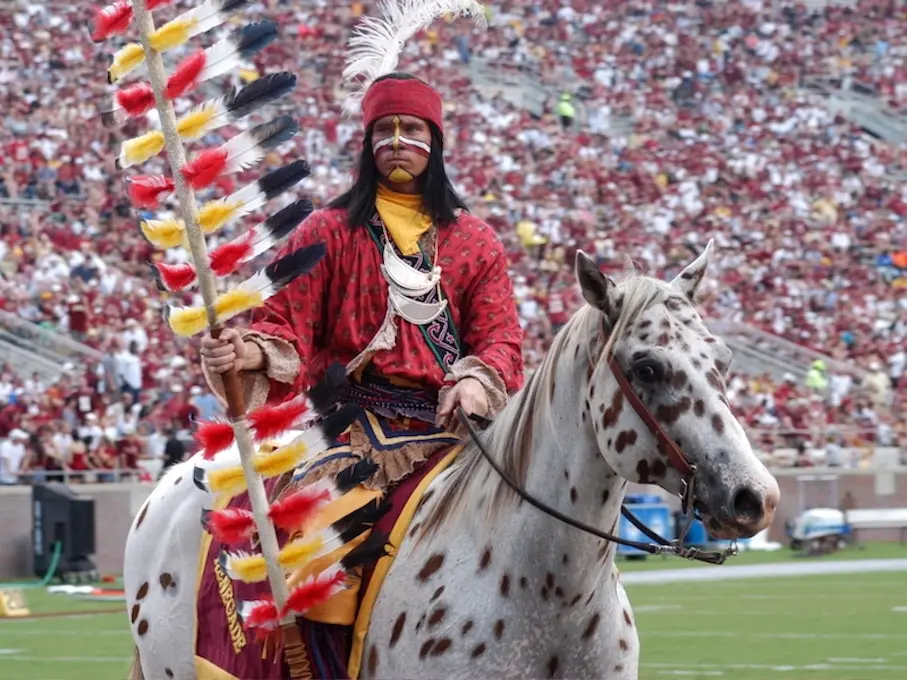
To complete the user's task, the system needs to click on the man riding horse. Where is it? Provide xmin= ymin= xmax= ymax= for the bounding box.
xmin=199 ymin=71 xmax=525 ymax=678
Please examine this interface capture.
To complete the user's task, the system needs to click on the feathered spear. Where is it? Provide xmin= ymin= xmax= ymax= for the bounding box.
xmin=97 ymin=1 xmax=373 ymax=674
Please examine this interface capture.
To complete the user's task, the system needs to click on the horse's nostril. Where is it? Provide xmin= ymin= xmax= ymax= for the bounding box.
xmin=731 ymin=486 xmax=763 ymax=524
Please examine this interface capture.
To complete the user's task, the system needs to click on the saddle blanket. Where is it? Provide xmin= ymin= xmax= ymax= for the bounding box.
xmin=193 ymin=431 xmax=460 ymax=679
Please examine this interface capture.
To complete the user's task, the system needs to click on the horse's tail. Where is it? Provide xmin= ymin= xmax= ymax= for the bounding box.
xmin=129 ymin=646 xmax=145 ymax=680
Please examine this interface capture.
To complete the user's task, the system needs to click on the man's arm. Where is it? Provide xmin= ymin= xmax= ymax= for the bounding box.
xmin=202 ymin=211 xmax=334 ymax=409
xmin=447 ymin=231 xmax=525 ymax=414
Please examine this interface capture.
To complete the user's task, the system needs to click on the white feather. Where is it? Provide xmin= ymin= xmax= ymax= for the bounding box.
xmin=341 ymin=0 xmax=487 ymax=116
xmin=198 ymin=38 xmax=244 ymax=82
xmin=223 ymin=179 xmax=267 ymax=213
xmin=186 ymin=0 xmax=234 ymax=37
xmin=225 ymin=146 xmax=267 ymax=175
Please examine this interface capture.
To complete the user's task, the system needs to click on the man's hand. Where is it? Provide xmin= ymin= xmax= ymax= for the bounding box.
xmin=200 ymin=329 xmax=264 ymax=374
xmin=436 ymin=377 xmax=488 ymax=429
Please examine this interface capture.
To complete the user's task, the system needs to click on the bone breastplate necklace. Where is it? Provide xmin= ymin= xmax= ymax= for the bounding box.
xmin=380 ymin=226 xmax=447 ymax=325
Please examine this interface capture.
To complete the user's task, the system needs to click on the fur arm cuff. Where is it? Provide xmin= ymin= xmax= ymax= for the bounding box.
xmin=438 ymin=355 xmax=509 ymax=418
xmin=201 ymin=330 xmax=301 ymax=411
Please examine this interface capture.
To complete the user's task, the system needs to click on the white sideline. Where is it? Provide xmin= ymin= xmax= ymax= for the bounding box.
xmin=621 ymin=558 xmax=907 ymax=584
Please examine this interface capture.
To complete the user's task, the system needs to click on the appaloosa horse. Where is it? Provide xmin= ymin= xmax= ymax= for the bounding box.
xmin=124 ymin=243 xmax=779 ymax=679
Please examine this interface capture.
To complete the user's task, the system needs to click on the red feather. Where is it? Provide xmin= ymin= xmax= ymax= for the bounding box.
xmin=248 ymin=398 xmax=310 ymax=441
xmin=128 ymin=176 xmax=174 ymax=209
xmin=91 ymin=2 xmax=133 ymax=42
xmin=165 ymin=51 xmax=206 ymax=100
xmin=147 ymin=0 xmax=175 ymax=7
xmin=203 ymin=508 xmax=255 ymax=546
xmin=152 ymin=262 xmax=196 ymax=292
xmin=281 ymin=568 xmax=347 ymax=618
xmin=182 ymin=148 xmax=228 ymax=190
xmin=241 ymin=599 xmax=279 ymax=631
xmin=194 ymin=421 xmax=236 ymax=460
xmin=117 ymin=83 xmax=156 ymax=118
xmin=267 ymin=488 xmax=331 ymax=531
xmin=210 ymin=236 xmax=254 ymax=277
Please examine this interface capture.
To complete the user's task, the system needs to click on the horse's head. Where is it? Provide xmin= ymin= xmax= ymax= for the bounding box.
xmin=575 ymin=242 xmax=779 ymax=539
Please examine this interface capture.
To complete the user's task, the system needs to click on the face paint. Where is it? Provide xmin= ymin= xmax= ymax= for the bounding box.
xmin=373 ymin=116 xmax=432 ymax=184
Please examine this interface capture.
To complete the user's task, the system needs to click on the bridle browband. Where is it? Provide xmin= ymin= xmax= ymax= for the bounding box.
xmin=457 ymin=355 xmax=737 ymax=566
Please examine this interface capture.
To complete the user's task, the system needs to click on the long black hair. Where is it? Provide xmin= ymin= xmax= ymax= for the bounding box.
xmin=328 ymin=73 xmax=468 ymax=228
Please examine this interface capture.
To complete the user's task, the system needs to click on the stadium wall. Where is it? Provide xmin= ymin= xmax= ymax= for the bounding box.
xmin=0 ymin=469 xmax=906 ymax=578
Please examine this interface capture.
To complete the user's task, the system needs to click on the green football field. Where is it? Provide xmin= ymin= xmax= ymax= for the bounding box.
xmin=1 ymin=544 xmax=905 ymax=680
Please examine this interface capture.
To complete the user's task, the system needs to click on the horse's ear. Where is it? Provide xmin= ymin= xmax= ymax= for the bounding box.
xmin=670 ymin=239 xmax=713 ymax=301
xmin=575 ymin=250 xmax=618 ymax=322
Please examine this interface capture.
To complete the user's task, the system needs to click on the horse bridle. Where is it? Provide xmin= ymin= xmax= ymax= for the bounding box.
xmin=458 ymin=356 xmax=737 ymax=566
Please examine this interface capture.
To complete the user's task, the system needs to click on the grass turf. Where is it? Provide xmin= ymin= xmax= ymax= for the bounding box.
xmin=0 ymin=544 xmax=904 ymax=680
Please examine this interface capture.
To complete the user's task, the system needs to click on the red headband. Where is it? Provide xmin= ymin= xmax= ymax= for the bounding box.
xmin=361 ymin=77 xmax=444 ymax=137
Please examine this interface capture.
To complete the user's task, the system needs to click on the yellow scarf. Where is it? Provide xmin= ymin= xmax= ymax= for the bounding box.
xmin=375 ymin=183 xmax=432 ymax=255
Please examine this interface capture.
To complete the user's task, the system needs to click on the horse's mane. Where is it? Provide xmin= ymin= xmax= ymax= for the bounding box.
xmin=421 ymin=273 xmax=672 ymax=538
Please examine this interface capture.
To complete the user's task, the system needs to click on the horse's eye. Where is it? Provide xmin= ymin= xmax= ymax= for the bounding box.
xmin=633 ymin=362 xmax=661 ymax=384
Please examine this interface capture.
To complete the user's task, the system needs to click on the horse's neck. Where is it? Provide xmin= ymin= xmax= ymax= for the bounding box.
xmin=478 ymin=338 xmax=627 ymax=595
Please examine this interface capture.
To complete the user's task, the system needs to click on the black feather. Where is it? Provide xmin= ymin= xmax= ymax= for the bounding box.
xmin=320 ymin=404 xmax=361 ymax=444
xmin=217 ymin=549 xmax=230 ymax=573
xmin=226 ymin=72 xmax=297 ymax=120
xmin=307 ymin=363 xmax=349 ymax=414
xmin=148 ymin=262 xmax=168 ymax=293
xmin=100 ymin=94 xmax=119 ymax=127
xmin=193 ymin=466 xmax=207 ymax=492
xmin=233 ymin=21 xmax=279 ymax=59
xmin=200 ymin=508 xmax=212 ymax=531
xmin=340 ymin=531 xmax=392 ymax=571
xmin=261 ymin=200 xmax=313 ymax=243
xmin=335 ymin=456 xmax=380 ymax=494
xmin=334 ymin=498 xmax=393 ymax=543
xmin=263 ymin=243 xmax=326 ymax=290
xmin=218 ymin=0 xmax=252 ymax=14
xmin=259 ymin=160 xmax=311 ymax=200
xmin=249 ymin=115 xmax=298 ymax=151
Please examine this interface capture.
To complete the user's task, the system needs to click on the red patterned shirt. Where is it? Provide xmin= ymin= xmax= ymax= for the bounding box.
xmin=250 ymin=208 xmax=524 ymax=401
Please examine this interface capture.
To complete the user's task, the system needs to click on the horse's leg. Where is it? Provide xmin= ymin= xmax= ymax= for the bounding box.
xmin=129 ymin=646 xmax=145 ymax=680
xmin=124 ymin=458 xmax=211 ymax=679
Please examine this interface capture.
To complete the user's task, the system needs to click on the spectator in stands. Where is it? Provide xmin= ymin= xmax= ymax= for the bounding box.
xmin=116 ymin=340 xmax=143 ymax=403
xmin=0 ymin=428 xmax=29 ymax=485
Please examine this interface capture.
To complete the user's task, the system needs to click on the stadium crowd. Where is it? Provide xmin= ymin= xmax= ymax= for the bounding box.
xmin=2 ymin=0 xmax=907 ymax=483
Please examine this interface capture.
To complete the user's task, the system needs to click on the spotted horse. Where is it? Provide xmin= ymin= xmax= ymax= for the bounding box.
xmin=124 ymin=242 xmax=779 ymax=679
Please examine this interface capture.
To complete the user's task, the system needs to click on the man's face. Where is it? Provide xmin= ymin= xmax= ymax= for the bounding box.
xmin=372 ymin=114 xmax=432 ymax=185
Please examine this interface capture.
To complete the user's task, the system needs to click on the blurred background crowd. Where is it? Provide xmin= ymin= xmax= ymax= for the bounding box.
xmin=1 ymin=0 xmax=906 ymax=484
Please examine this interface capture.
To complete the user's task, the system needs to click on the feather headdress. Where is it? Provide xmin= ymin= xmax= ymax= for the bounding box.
xmin=341 ymin=0 xmax=487 ymax=116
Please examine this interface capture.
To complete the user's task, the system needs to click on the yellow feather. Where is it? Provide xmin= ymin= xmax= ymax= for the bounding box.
xmin=121 ymin=131 xmax=165 ymax=167
xmin=214 ymin=288 xmax=264 ymax=322
xmin=149 ymin=18 xmax=195 ymax=52
xmin=167 ymin=305 xmax=209 ymax=337
xmin=108 ymin=43 xmax=146 ymax=83
xmin=177 ymin=103 xmax=217 ymax=141
xmin=198 ymin=200 xmax=241 ymax=234
xmin=277 ymin=537 xmax=325 ymax=570
xmin=207 ymin=465 xmax=248 ymax=495
xmin=140 ymin=219 xmax=185 ymax=249
xmin=252 ymin=441 xmax=308 ymax=479
xmin=226 ymin=553 xmax=268 ymax=583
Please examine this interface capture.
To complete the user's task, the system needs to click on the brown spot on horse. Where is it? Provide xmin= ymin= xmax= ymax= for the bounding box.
xmin=478 ymin=547 xmax=492 ymax=571
xmin=614 ymin=429 xmax=638 ymax=453
xmin=390 ymin=612 xmax=406 ymax=647
xmin=493 ymin=619 xmax=505 ymax=640
xmin=367 ymin=646 xmax=378 ymax=675
xmin=428 ymin=607 xmax=447 ymax=629
xmin=417 ymin=554 xmax=445 ymax=581
xmin=582 ymin=612 xmax=601 ymax=639
xmin=601 ymin=390 xmax=624 ymax=429
xmin=471 ymin=643 xmax=486 ymax=658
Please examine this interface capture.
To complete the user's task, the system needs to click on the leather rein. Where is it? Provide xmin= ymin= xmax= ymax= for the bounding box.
xmin=457 ymin=357 xmax=736 ymax=566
